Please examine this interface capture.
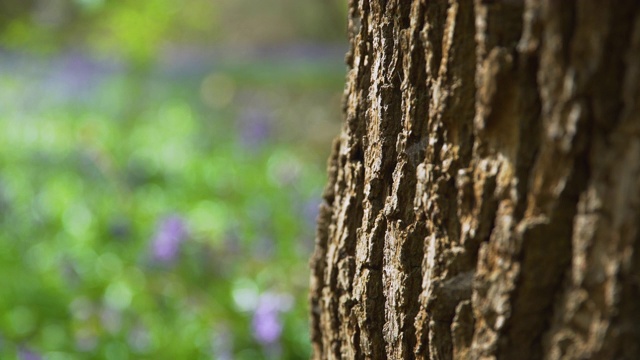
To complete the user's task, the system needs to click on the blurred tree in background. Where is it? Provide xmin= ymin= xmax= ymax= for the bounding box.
xmin=0 ymin=0 xmax=347 ymax=358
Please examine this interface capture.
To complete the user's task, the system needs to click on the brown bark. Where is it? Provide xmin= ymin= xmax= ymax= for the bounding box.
xmin=310 ymin=0 xmax=640 ymax=359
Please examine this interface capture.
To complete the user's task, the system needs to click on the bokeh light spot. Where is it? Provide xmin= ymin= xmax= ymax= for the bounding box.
xmin=62 ymin=203 xmax=94 ymax=239
xmin=232 ymin=278 xmax=259 ymax=312
xmin=104 ymin=281 xmax=133 ymax=310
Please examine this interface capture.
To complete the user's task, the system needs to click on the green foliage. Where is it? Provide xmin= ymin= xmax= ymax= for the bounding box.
xmin=0 ymin=0 xmax=346 ymax=356
xmin=91 ymin=0 xmax=177 ymax=63
xmin=0 ymin=0 xmax=346 ymax=62
xmin=0 ymin=50 xmax=341 ymax=358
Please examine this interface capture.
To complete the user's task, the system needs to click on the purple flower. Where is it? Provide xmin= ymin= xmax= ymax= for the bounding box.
xmin=18 ymin=347 xmax=41 ymax=360
xmin=151 ymin=215 xmax=188 ymax=263
xmin=251 ymin=292 xmax=293 ymax=346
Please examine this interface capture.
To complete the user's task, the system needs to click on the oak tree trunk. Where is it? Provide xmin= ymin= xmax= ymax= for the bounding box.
xmin=309 ymin=1 xmax=640 ymax=359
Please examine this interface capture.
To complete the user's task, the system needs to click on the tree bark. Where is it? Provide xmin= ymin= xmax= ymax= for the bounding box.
xmin=309 ymin=1 xmax=640 ymax=359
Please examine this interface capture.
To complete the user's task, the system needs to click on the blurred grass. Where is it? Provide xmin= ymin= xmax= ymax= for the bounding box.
xmin=0 ymin=0 xmax=346 ymax=358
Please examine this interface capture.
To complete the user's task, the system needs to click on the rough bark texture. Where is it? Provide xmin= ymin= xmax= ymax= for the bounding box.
xmin=309 ymin=0 xmax=640 ymax=359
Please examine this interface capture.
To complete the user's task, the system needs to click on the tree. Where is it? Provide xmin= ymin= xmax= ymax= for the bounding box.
xmin=309 ymin=0 xmax=640 ymax=359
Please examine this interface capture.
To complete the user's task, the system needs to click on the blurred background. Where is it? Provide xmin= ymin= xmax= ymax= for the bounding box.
xmin=0 ymin=0 xmax=347 ymax=359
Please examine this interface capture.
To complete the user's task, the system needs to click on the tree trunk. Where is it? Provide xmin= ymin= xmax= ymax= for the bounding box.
xmin=309 ymin=1 xmax=640 ymax=359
